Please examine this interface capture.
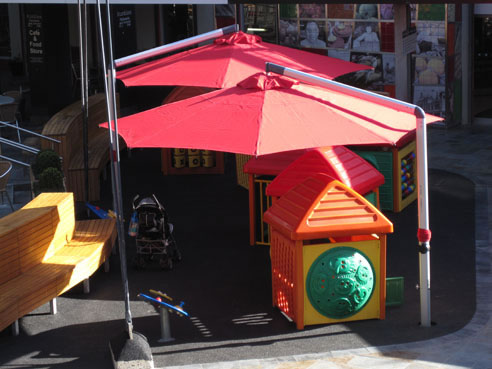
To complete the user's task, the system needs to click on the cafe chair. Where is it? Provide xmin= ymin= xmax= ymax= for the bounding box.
xmin=0 ymin=160 xmax=15 ymax=211
xmin=0 ymin=102 xmax=21 ymax=142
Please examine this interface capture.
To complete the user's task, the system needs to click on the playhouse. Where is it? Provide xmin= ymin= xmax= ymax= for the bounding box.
xmin=267 ymin=146 xmax=385 ymax=208
xmin=242 ymin=149 xmax=308 ymax=245
xmin=351 ymin=137 xmax=418 ymax=213
xmin=264 ymin=174 xmax=393 ymax=330
xmin=245 ymin=146 xmax=386 ymax=246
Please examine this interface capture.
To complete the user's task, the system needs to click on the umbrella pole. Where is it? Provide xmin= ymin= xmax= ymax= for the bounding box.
xmin=105 ymin=0 xmax=133 ymax=338
xmin=415 ymin=111 xmax=432 ymax=327
xmin=114 ymin=24 xmax=239 ymax=69
xmin=266 ymin=62 xmax=432 ymax=327
xmin=96 ymin=0 xmax=133 ymax=339
xmin=77 ymin=0 xmax=89 ymax=206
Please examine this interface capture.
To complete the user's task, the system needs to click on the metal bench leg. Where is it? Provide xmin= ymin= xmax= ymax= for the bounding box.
xmin=11 ymin=320 xmax=19 ymax=336
xmin=104 ymin=258 xmax=110 ymax=272
xmin=83 ymin=278 xmax=90 ymax=294
xmin=50 ymin=298 xmax=57 ymax=315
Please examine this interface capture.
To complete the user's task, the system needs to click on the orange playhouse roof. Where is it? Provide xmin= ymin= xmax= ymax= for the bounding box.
xmin=266 ymin=146 xmax=385 ymax=198
xmin=264 ymin=174 xmax=393 ymax=240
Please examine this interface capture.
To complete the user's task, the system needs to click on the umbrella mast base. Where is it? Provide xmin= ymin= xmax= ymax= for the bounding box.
xmin=109 ymin=331 xmax=154 ymax=369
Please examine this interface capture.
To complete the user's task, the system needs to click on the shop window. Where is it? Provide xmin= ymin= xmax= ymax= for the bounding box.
xmin=244 ymin=4 xmax=278 ymax=43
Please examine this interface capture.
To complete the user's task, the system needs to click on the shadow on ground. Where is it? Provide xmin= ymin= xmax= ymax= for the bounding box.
xmin=0 ymin=148 xmax=476 ymax=368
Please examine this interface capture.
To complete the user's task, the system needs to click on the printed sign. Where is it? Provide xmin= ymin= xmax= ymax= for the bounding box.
xmin=402 ymin=27 xmax=417 ymax=55
xmin=26 ymin=12 xmax=44 ymax=63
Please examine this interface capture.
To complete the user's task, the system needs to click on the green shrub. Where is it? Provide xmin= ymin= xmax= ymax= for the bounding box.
xmin=32 ymin=149 xmax=62 ymax=177
xmin=38 ymin=167 xmax=65 ymax=192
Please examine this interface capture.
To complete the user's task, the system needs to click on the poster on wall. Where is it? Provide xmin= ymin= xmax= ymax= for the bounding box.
xmin=352 ymin=22 xmax=380 ymax=52
xmin=279 ymin=19 xmax=298 ymax=47
xmin=327 ymin=4 xmax=354 ymax=19
xmin=414 ymin=85 xmax=446 ymax=117
xmin=382 ymin=54 xmax=395 ymax=84
xmin=414 ymin=56 xmax=445 ymax=85
xmin=379 ymin=4 xmax=394 ymax=20
xmin=345 ymin=51 xmax=384 ymax=90
xmin=326 ymin=21 xmax=353 ymax=49
xmin=300 ymin=20 xmax=326 ymax=48
xmin=299 ymin=4 xmax=325 ymax=18
xmin=416 ymin=22 xmax=446 ymax=57
xmin=418 ymin=4 xmax=445 ymax=21
xmin=355 ymin=4 xmax=379 ymax=20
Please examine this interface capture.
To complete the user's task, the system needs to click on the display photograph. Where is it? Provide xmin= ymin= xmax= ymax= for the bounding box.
xmin=300 ymin=20 xmax=326 ymax=48
xmin=352 ymin=22 xmax=380 ymax=52
xmin=326 ymin=21 xmax=353 ymax=49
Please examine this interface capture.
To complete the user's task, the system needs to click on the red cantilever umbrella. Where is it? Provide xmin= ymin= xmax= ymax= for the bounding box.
xmin=117 ymin=31 xmax=371 ymax=89
xmin=103 ymin=73 xmax=442 ymax=156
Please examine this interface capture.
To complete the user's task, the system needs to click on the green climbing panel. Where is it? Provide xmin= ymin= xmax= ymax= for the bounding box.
xmin=354 ymin=150 xmax=393 ymax=211
xmin=306 ymin=247 xmax=376 ymax=319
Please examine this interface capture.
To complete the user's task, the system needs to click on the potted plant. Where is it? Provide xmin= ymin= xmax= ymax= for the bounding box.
xmin=32 ymin=149 xmax=62 ymax=178
xmin=37 ymin=167 xmax=65 ymax=193
xmin=32 ymin=149 xmax=65 ymax=195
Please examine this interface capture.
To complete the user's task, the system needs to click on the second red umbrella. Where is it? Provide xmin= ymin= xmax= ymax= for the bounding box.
xmin=116 ymin=31 xmax=371 ymax=89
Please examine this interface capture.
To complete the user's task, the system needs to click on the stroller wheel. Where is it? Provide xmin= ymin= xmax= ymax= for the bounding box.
xmin=159 ymin=256 xmax=173 ymax=271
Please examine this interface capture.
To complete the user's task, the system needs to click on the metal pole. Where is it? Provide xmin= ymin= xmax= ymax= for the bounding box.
xmin=0 ymin=154 xmax=31 ymax=167
xmin=416 ymin=111 xmax=431 ymax=327
xmin=236 ymin=4 xmax=245 ymax=32
xmin=96 ymin=0 xmax=133 ymax=339
xmin=114 ymin=24 xmax=238 ymax=68
xmin=77 ymin=0 xmax=90 ymax=204
xmin=0 ymin=121 xmax=60 ymax=143
xmin=462 ymin=4 xmax=472 ymax=126
xmin=0 ymin=137 xmax=40 ymax=154
xmin=158 ymin=307 xmax=174 ymax=343
xmin=83 ymin=0 xmax=89 ymax=203
xmin=266 ymin=62 xmax=432 ymax=327
xmin=105 ymin=0 xmax=134 ymax=339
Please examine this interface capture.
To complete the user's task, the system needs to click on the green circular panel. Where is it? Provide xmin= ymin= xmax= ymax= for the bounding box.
xmin=306 ymin=247 xmax=375 ymax=319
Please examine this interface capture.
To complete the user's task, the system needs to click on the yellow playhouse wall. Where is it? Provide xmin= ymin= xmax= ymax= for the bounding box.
xmin=302 ymin=239 xmax=382 ymax=326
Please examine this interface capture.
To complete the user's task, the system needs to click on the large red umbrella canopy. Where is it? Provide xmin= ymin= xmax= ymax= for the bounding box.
xmin=104 ymin=73 xmax=443 ymax=156
xmin=117 ymin=31 xmax=371 ymax=89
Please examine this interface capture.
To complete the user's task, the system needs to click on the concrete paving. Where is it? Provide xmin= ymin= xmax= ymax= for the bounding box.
xmin=0 ymin=123 xmax=491 ymax=369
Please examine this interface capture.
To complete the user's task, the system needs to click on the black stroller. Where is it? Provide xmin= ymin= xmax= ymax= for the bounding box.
xmin=130 ymin=194 xmax=181 ymax=270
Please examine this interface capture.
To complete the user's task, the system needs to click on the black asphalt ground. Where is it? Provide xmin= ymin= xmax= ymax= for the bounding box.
xmin=0 ymin=147 xmax=476 ymax=368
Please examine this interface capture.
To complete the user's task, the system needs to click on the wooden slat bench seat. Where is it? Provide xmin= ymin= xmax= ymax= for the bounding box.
xmin=41 ymin=93 xmax=122 ymax=201
xmin=0 ymin=192 xmax=116 ymax=335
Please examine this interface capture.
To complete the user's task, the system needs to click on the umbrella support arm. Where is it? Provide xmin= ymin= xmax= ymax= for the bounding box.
xmin=114 ymin=24 xmax=239 ymax=69
xmin=266 ymin=62 xmax=432 ymax=328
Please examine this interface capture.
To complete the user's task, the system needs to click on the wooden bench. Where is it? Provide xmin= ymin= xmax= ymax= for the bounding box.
xmin=0 ymin=192 xmax=116 ymax=335
xmin=41 ymin=93 xmax=124 ymax=201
